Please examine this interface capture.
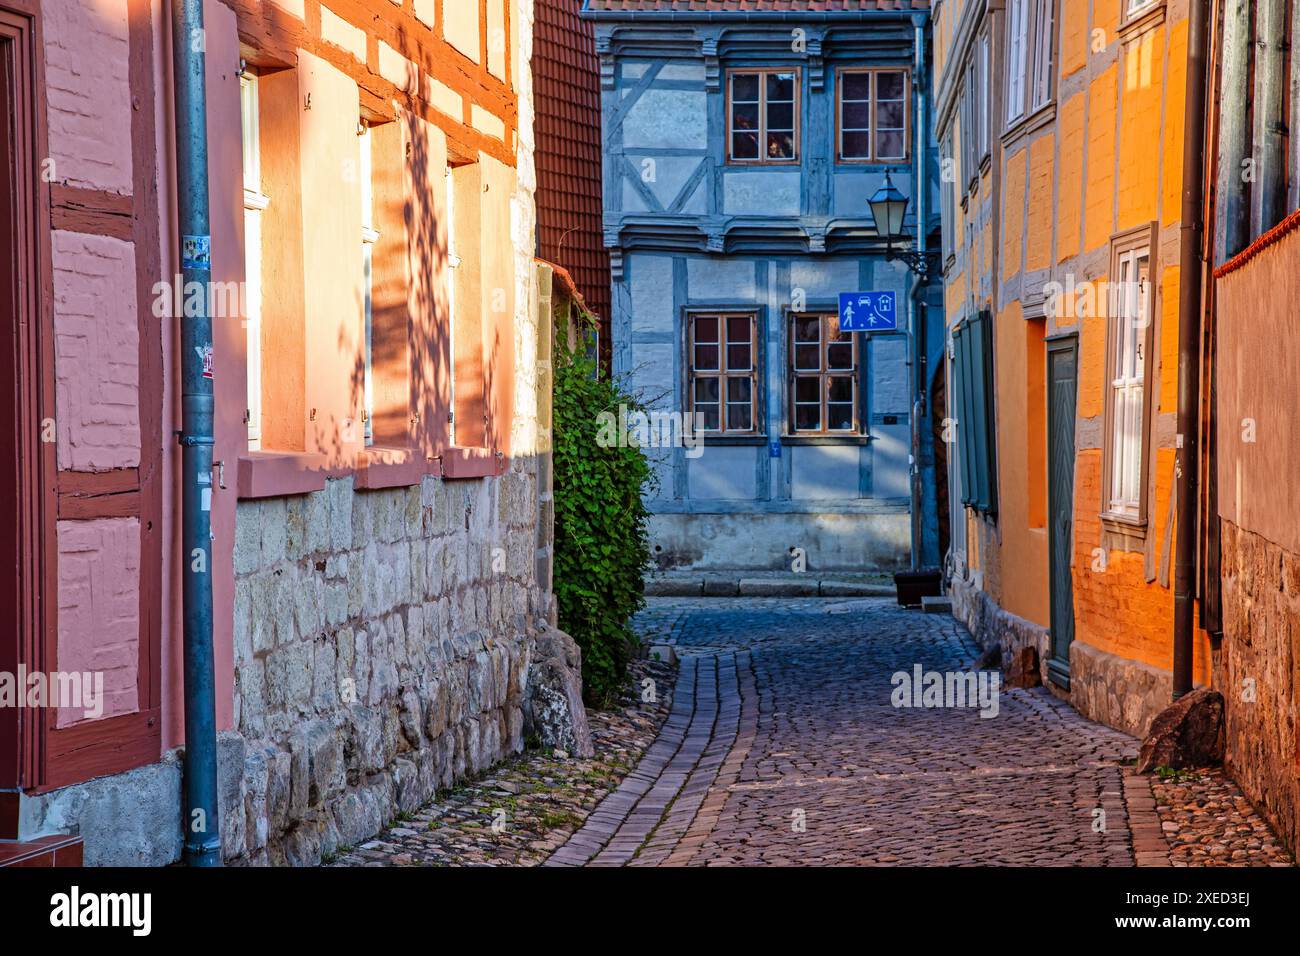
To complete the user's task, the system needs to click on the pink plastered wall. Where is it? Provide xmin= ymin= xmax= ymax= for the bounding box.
xmin=41 ymin=0 xmax=133 ymax=194
xmin=51 ymin=230 xmax=141 ymax=470
xmin=55 ymin=518 xmax=141 ymax=727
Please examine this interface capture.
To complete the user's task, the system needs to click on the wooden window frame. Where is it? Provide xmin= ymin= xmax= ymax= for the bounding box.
xmin=1005 ymin=0 xmax=1030 ymax=125
xmin=1005 ymin=0 xmax=1057 ymax=129
xmin=686 ymin=311 xmax=762 ymax=435
xmin=1100 ymin=223 xmax=1159 ymax=548
xmin=725 ymin=67 xmax=801 ymax=166
xmin=240 ymin=69 xmax=268 ymax=449
xmin=1028 ymin=0 xmax=1057 ymax=113
xmin=787 ymin=312 xmax=861 ymax=436
xmin=835 ymin=67 xmax=912 ymax=165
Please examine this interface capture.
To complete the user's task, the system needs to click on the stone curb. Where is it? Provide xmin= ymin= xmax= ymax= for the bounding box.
xmin=1123 ymin=768 xmax=1173 ymax=867
xmin=644 ymin=576 xmax=895 ymax=599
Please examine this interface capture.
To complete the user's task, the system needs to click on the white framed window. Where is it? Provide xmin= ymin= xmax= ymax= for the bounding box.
xmin=359 ymin=124 xmax=379 ymax=446
xmin=1006 ymin=0 xmax=1029 ymax=124
xmin=1007 ymin=0 xmax=1056 ymax=126
xmin=240 ymin=71 xmax=269 ymax=449
xmin=1105 ymin=243 xmax=1152 ymax=520
xmin=1030 ymin=0 xmax=1056 ymax=112
xmin=1126 ymin=0 xmax=1159 ymax=17
xmin=977 ymin=29 xmax=990 ymax=160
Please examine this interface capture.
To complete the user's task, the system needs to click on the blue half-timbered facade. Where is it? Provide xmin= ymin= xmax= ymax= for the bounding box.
xmin=582 ymin=0 xmax=945 ymax=572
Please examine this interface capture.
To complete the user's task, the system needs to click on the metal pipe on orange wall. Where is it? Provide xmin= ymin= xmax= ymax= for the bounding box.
xmin=1173 ymin=0 xmax=1211 ymax=700
xmin=171 ymin=0 xmax=221 ymax=865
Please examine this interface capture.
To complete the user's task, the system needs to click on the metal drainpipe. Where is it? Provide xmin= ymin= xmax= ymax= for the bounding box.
xmin=171 ymin=0 xmax=221 ymax=865
xmin=1172 ymin=0 xmax=1211 ymax=700
xmin=909 ymin=17 xmax=927 ymax=572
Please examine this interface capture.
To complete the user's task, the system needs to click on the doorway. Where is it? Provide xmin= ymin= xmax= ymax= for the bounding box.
xmin=1046 ymin=337 xmax=1078 ymax=689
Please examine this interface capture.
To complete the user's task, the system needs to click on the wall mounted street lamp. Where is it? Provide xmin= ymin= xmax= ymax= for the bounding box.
xmin=869 ymin=170 xmax=940 ymax=280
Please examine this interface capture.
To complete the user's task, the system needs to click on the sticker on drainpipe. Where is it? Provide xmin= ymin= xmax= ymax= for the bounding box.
xmin=195 ymin=344 xmax=214 ymax=379
xmin=182 ymin=235 xmax=211 ymax=271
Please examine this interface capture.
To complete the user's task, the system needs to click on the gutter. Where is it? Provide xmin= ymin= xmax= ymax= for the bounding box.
xmin=170 ymin=0 xmax=222 ymax=865
xmin=1172 ymin=0 xmax=1211 ymax=699
xmin=910 ymin=16 xmax=928 ymax=571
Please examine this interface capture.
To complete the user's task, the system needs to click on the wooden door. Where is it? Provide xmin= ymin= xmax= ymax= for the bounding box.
xmin=1046 ymin=337 xmax=1078 ymax=689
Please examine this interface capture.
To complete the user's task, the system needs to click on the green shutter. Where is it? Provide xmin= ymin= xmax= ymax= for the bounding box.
xmin=979 ymin=310 xmax=998 ymax=514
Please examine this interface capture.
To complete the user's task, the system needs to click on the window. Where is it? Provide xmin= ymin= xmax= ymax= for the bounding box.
xmin=359 ymin=124 xmax=379 ymax=446
xmin=977 ymin=30 xmax=990 ymax=160
xmin=960 ymin=59 xmax=977 ymax=186
xmin=1006 ymin=0 xmax=1029 ymax=123
xmin=1104 ymin=234 xmax=1153 ymax=523
xmin=838 ymin=69 xmax=909 ymax=163
xmin=952 ymin=311 xmax=997 ymax=514
xmin=1029 ymin=0 xmax=1055 ymax=112
xmin=1007 ymin=0 xmax=1056 ymax=124
xmin=789 ymin=313 xmax=858 ymax=434
xmin=446 ymin=161 xmax=487 ymax=448
xmin=688 ymin=313 xmax=759 ymax=433
xmin=240 ymin=71 xmax=269 ymax=449
xmin=1125 ymin=0 xmax=1159 ymax=18
xmin=728 ymin=70 xmax=798 ymax=163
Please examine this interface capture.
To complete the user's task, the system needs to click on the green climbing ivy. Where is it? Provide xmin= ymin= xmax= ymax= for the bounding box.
xmin=552 ymin=332 xmax=654 ymax=706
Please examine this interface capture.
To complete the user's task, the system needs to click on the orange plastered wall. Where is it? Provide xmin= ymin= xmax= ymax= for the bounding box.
xmin=1071 ymin=450 xmax=1211 ymax=684
xmin=1026 ymin=134 xmax=1055 ymax=272
xmin=1056 ymin=92 xmax=1085 ymax=262
xmin=1117 ymin=29 xmax=1164 ymax=230
xmin=1001 ymin=147 xmax=1026 ymax=280
xmin=1084 ymin=64 xmax=1118 ymax=252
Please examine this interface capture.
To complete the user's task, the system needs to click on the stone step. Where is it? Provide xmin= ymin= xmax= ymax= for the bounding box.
xmin=645 ymin=573 xmax=895 ymax=599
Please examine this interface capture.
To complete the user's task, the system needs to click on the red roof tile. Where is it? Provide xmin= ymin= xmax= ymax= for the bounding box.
xmin=534 ymin=0 xmax=611 ymax=335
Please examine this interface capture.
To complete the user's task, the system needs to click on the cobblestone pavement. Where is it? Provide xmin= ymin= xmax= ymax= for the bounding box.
xmin=549 ymin=597 xmax=1292 ymax=867
xmin=329 ymin=659 xmax=675 ymax=866
xmin=1152 ymin=768 xmax=1293 ymax=867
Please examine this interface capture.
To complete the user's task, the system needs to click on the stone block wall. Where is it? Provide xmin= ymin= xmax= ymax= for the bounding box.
xmin=1216 ymin=519 xmax=1300 ymax=855
xmin=223 ymin=466 xmax=547 ymax=866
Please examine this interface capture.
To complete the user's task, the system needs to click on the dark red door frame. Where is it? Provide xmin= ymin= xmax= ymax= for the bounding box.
xmin=1 ymin=0 xmax=164 ymax=801
xmin=0 ymin=2 xmax=49 ymax=800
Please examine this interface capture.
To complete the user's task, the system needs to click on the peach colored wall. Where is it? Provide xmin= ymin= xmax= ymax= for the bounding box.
xmin=56 ymin=517 xmax=140 ymax=727
xmin=299 ymin=49 xmax=366 ymax=465
xmin=1217 ymin=225 xmax=1300 ymax=556
xmin=41 ymin=0 xmax=132 ymax=193
xmin=50 ymin=231 xmax=141 ymax=470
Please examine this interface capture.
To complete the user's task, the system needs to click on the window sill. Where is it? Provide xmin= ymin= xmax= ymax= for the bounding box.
xmin=697 ymin=434 xmax=767 ymax=446
xmin=237 ymin=450 xmax=330 ymax=499
xmin=355 ymin=445 xmax=427 ymax=491
xmin=439 ymin=446 xmax=504 ymax=480
xmin=1119 ymin=2 xmax=1166 ymax=41
xmin=781 ymin=434 xmax=871 ymax=446
xmin=1001 ymin=100 xmax=1056 ymax=147
xmin=1101 ymin=512 xmax=1147 ymax=552
xmin=724 ymin=159 xmax=801 ymax=168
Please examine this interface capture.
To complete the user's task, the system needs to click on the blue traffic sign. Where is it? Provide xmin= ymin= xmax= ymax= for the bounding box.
xmin=838 ymin=291 xmax=898 ymax=332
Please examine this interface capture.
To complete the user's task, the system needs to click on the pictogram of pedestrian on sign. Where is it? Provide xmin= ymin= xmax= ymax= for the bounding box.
xmin=838 ymin=291 xmax=898 ymax=332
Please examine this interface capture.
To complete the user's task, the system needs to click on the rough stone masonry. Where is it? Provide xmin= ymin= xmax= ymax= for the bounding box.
xmin=224 ymin=466 xmax=554 ymax=866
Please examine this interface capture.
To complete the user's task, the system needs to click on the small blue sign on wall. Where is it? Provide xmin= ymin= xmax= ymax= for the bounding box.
xmin=838 ymin=291 xmax=898 ymax=333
